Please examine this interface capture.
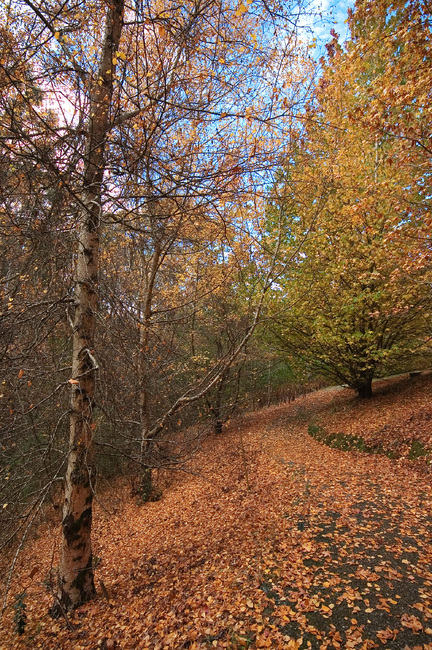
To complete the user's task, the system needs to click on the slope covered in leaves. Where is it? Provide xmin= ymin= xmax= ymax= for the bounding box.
xmin=310 ymin=373 xmax=432 ymax=460
xmin=1 ymin=374 xmax=432 ymax=649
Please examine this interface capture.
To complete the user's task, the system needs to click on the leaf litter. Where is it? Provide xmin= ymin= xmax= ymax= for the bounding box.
xmin=1 ymin=373 xmax=432 ymax=649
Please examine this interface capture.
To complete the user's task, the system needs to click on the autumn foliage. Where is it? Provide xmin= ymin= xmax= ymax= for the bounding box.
xmin=1 ymin=0 xmax=432 ymax=644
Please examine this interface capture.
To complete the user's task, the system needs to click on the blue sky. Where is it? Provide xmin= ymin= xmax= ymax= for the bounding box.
xmin=303 ymin=0 xmax=353 ymax=55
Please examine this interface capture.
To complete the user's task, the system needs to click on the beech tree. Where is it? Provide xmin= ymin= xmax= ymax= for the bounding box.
xmin=267 ymin=26 xmax=432 ymax=398
xmin=346 ymin=1 xmax=431 ymax=180
xmin=97 ymin=206 xmax=256 ymax=498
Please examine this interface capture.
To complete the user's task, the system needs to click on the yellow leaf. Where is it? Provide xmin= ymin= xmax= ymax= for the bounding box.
xmin=286 ymin=640 xmax=300 ymax=650
xmin=235 ymin=3 xmax=248 ymax=16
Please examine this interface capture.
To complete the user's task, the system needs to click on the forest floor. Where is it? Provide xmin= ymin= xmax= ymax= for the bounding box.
xmin=1 ymin=373 xmax=432 ymax=649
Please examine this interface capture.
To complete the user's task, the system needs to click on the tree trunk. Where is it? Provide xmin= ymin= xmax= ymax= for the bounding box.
xmin=138 ymin=241 xmax=162 ymax=501
xmin=205 ymin=370 xmax=228 ymax=435
xmin=139 ymin=467 xmax=154 ymax=502
xmin=53 ymin=0 xmax=124 ymax=615
xmin=355 ymin=377 xmax=373 ymax=399
xmin=139 ymin=317 xmax=153 ymax=500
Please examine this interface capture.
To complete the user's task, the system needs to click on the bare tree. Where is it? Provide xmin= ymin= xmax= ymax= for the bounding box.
xmin=1 ymin=0 xmax=314 ymax=613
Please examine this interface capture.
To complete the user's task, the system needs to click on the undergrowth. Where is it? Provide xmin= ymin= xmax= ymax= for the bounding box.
xmin=308 ymin=422 xmax=430 ymax=462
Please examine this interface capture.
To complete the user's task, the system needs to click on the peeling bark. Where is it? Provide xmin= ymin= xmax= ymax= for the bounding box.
xmin=54 ymin=0 xmax=125 ymax=613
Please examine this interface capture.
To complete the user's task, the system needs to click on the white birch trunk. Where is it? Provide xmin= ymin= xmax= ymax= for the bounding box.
xmin=53 ymin=0 xmax=125 ymax=614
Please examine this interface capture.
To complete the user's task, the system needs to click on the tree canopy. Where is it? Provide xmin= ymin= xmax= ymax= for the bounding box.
xmin=265 ymin=0 xmax=432 ymax=397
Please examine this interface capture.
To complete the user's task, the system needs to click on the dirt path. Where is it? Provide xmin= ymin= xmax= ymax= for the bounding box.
xmin=246 ymin=389 xmax=432 ymax=649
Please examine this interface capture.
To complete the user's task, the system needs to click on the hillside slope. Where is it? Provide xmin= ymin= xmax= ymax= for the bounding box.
xmin=1 ymin=374 xmax=432 ymax=649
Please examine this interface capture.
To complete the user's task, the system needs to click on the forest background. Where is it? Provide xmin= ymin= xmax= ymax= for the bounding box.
xmin=0 ymin=0 xmax=431 ymax=618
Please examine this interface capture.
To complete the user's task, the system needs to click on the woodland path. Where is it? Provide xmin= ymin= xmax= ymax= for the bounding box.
xmin=2 ymin=382 xmax=432 ymax=649
xmin=251 ymin=391 xmax=432 ymax=649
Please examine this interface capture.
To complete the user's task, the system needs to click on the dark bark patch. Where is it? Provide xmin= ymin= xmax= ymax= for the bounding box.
xmin=70 ymin=466 xmax=89 ymax=486
xmin=63 ymin=507 xmax=92 ymax=546
xmin=71 ymin=555 xmax=96 ymax=601
xmin=355 ymin=378 xmax=374 ymax=398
